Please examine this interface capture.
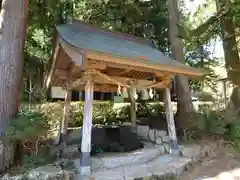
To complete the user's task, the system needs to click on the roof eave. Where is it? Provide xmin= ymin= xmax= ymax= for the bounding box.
xmin=85 ymin=49 xmax=205 ymax=78
xmin=44 ymin=30 xmax=60 ymax=89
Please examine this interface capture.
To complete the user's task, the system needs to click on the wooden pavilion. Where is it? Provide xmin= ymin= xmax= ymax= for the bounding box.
xmin=46 ymin=19 xmax=203 ymax=176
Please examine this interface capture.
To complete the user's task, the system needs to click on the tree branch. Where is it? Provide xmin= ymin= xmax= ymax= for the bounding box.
xmin=179 ymin=6 xmax=229 ymax=41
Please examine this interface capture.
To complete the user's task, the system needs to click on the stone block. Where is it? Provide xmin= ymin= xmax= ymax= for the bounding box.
xmin=100 ymin=155 xmax=135 ymax=169
xmin=134 ymin=148 xmax=161 ymax=164
xmin=1 ymin=174 xmax=24 ymax=180
xmin=67 ymin=128 xmax=82 ymax=144
xmin=154 ymin=144 xmax=166 ymax=154
xmin=181 ymin=145 xmax=202 ymax=161
xmin=91 ymin=166 xmax=124 ymax=180
xmin=155 ymin=137 xmax=162 ymax=145
xmin=148 ymin=129 xmax=156 ymax=142
xmin=123 ymin=164 xmax=150 ymax=180
xmin=155 ymin=130 xmax=167 ymax=137
xmin=141 ymin=141 xmax=154 ymax=148
xmin=161 ymin=135 xmax=171 ymax=143
xmin=136 ymin=125 xmax=149 ymax=141
xmin=28 ymin=165 xmax=75 ymax=180
xmin=162 ymin=143 xmax=170 ymax=153
xmin=91 ymin=157 xmax=104 ymax=171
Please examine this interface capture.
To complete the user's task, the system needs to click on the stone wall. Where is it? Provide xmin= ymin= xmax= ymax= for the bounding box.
xmin=136 ymin=125 xmax=170 ymax=145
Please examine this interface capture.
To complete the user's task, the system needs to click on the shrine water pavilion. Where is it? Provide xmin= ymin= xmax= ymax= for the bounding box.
xmin=46 ymin=19 xmax=203 ymax=177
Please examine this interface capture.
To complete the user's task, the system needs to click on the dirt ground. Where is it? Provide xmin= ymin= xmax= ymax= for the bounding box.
xmin=180 ymin=141 xmax=240 ymax=180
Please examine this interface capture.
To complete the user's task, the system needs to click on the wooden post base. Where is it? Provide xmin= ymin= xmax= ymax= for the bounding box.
xmin=80 ymin=165 xmax=91 ymax=177
xmin=170 ymin=139 xmax=180 ymax=156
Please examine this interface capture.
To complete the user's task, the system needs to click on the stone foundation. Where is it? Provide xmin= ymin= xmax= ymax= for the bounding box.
xmin=136 ymin=124 xmax=170 ymax=145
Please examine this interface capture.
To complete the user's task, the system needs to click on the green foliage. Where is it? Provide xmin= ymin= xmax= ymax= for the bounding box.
xmin=39 ymin=101 xmax=166 ymax=127
xmin=198 ymin=92 xmax=215 ymax=102
xmin=117 ymin=105 xmax=131 ymax=121
xmin=225 ymin=118 xmax=240 ymax=147
xmin=4 ymin=109 xmax=60 ymax=173
xmin=136 ymin=100 xmax=152 ymax=118
xmin=72 ymin=101 xmax=117 ymax=126
xmin=182 ymin=110 xmax=240 ymax=148
xmin=183 ymin=111 xmax=228 ymax=140
xmin=203 ymin=111 xmax=227 ymax=135
xmin=6 ymin=110 xmax=49 ymax=141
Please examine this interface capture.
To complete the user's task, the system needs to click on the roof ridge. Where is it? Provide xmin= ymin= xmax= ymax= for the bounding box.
xmin=71 ymin=19 xmax=153 ymax=47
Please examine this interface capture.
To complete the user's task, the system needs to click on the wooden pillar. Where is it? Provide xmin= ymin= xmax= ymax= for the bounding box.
xmin=80 ymin=76 xmax=94 ymax=176
xmin=59 ymin=79 xmax=72 ymax=156
xmin=128 ymin=86 xmax=137 ymax=132
xmin=164 ymin=87 xmax=180 ymax=156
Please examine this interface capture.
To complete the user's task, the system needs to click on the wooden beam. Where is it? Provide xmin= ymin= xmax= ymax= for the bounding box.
xmin=54 ymin=69 xmax=68 ymax=79
xmin=146 ymin=81 xmax=166 ymax=89
xmin=59 ymin=73 xmax=72 ymax=156
xmin=71 ymin=77 xmax=85 ymax=89
xmin=93 ymin=70 xmax=130 ymax=87
xmin=86 ymin=50 xmax=204 ymax=77
xmin=46 ymin=37 xmax=60 ymax=88
xmin=116 ymin=69 xmax=131 ymax=76
xmin=86 ymin=60 xmax=107 ymax=70
xmin=80 ymin=75 xmax=94 ymax=176
xmin=128 ymin=85 xmax=137 ymax=132
xmin=60 ymin=38 xmax=85 ymax=67
xmin=87 ymin=59 xmax=166 ymax=77
xmin=164 ymin=88 xmax=179 ymax=156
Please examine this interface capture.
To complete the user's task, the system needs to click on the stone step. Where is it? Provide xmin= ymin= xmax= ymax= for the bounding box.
xmin=73 ymin=147 xmax=165 ymax=172
xmin=90 ymin=155 xmax=192 ymax=180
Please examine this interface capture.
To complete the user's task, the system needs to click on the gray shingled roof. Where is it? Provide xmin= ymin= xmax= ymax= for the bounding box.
xmin=56 ymin=21 xmax=202 ymax=76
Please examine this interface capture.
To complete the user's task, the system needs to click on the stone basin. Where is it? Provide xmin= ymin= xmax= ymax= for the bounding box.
xmin=67 ymin=124 xmax=144 ymax=155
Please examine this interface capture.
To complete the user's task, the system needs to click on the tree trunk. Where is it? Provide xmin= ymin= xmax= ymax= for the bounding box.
xmin=216 ymin=0 xmax=240 ymax=115
xmin=167 ymin=0 xmax=194 ymax=125
xmin=0 ymin=0 xmax=29 ymax=134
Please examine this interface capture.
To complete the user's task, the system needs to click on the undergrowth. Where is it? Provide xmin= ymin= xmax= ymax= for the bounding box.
xmin=180 ymin=110 xmax=240 ymax=148
xmin=6 ymin=109 xmax=59 ymax=174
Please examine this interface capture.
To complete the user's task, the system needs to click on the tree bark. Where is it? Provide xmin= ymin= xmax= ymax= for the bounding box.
xmin=216 ymin=0 xmax=240 ymax=115
xmin=0 ymin=0 xmax=28 ymax=134
xmin=167 ymin=0 xmax=194 ymax=125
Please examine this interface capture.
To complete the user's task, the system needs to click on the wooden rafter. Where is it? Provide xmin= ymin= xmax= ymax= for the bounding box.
xmin=71 ymin=77 xmax=86 ymax=89
xmin=146 ymin=81 xmax=165 ymax=89
xmin=70 ymin=68 xmax=172 ymax=90
xmin=93 ymin=70 xmax=130 ymax=88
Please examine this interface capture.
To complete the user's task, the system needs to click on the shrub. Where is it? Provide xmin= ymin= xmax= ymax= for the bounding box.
xmin=182 ymin=111 xmax=228 ymax=140
xmin=6 ymin=109 xmax=59 ymax=172
xmin=117 ymin=105 xmax=131 ymax=121
xmin=6 ymin=109 xmax=49 ymax=141
xmin=225 ymin=117 xmax=240 ymax=147
xmin=40 ymin=102 xmax=64 ymax=137
xmin=151 ymin=103 xmax=165 ymax=117
xmin=39 ymin=101 xmax=166 ymax=127
xmin=198 ymin=91 xmax=215 ymax=102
